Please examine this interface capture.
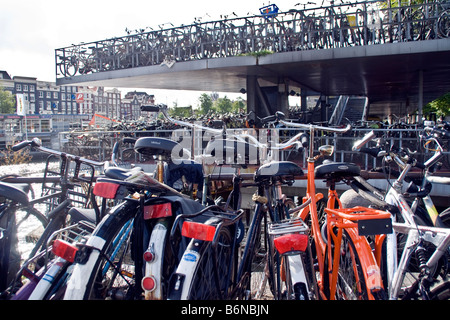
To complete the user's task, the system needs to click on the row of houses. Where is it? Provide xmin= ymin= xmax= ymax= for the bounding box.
xmin=0 ymin=70 xmax=155 ymax=149
xmin=0 ymin=70 xmax=155 ymax=121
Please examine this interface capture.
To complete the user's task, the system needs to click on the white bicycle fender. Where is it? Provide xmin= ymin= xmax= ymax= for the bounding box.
xmin=63 ymin=236 xmax=106 ymax=300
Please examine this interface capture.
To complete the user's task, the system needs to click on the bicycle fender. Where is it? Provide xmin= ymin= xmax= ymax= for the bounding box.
xmin=144 ymin=223 xmax=168 ymax=300
xmin=168 ymin=240 xmax=202 ymax=300
xmin=345 ymin=227 xmax=384 ymax=298
xmin=63 ymin=235 xmax=106 ymax=300
xmin=287 ymin=255 xmax=311 ymax=299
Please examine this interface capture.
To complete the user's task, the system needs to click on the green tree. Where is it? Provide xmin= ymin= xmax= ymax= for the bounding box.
xmin=378 ymin=0 xmax=426 ymax=8
xmin=214 ymin=96 xmax=233 ymax=114
xmin=231 ymin=97 xmax=246 ymax=113
xmin=424 ymin=92 xmax=450 ymax=118
xmin=168 ymin=101 xmax=193 ymax=118
xmin=0 ymin=87 xmax=15 ymax=114
xmin=198 ymin=93 xmax=213 ymax=115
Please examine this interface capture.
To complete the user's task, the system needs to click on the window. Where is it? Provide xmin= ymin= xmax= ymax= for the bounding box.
xmin=23 ymin=85 xmax=28 ymax=91
xmin=53 ymin=92 xmax=58 ymax=99
xmin=46 ymin=92 xmax=51 ymax=98
xmin=16 ymin=84 xmax=22 ymax=91
xmin=41 ymin=120 xmax=51 ymax=132
xmin=39 ymin=91 xmax=44 ymax=98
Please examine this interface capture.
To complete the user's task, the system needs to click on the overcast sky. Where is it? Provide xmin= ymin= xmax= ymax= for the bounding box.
xmin=0 ymin=0 xmax=319 ymax=106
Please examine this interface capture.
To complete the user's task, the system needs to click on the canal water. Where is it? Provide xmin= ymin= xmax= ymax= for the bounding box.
xmin=0 ymin=161 xmax=56 ymax=259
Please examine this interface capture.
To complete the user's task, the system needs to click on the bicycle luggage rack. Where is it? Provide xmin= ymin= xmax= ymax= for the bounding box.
xmin=268 ymin=217 xmax=310 ymax=255
xmin=15 ymin=220 xmax=95 ymax=286
xmin=324 ymin=206 xmax=393 ymax=237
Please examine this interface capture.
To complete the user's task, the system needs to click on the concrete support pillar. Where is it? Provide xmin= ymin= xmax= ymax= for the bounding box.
xmin=418 ymin=69 xmax=423 ymax=124
xmin=277 ymin=81 xmax=289 ymax=116
xmin=246 ymin=75 xmax=257 ymax=117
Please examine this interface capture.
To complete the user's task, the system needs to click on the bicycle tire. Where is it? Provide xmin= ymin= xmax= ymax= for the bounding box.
xmin=171 ymin=226 xmax=234 ymax=300
xmin=438 ymin=9 xmax=450 ymax=38
xmin=64 ymin=200 xmax=139 ymax=300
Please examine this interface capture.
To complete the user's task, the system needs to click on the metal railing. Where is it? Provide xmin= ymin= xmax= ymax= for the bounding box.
xmin=55 ymin=1 xmax=450 ymax=78
xmin=57 ymin=126 xmax=450 ymax=175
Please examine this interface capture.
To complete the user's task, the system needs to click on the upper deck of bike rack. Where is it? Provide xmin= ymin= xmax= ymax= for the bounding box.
xmin=55 ymin=1 xmax=450 ymax=115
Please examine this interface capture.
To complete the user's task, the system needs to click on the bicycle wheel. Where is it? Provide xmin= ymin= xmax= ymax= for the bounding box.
xmin=438 ymin=9 xmax=450 ymax=38
xmin=64 ymin=201 xmax=139 ymax=300
xmin=184 ymin=226 xmax=234 ymax=300
xmin=248 ymin=216 xmax=271 ymax=300
xmin=85 ymin=218 xmax=136 ymax=300
xmin=334 ymin=229 xmax=370 ymax=300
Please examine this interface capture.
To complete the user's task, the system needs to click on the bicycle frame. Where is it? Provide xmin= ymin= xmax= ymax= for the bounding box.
xmin=382 ymin=162 xmax=449 ymax=299
xmin=388 ymin=221 xmax=450 ymax=300
xmin=281 ymin=122 xmax=389 ymax=300
xmin=353 ymin=128 xmax=450 ymax=299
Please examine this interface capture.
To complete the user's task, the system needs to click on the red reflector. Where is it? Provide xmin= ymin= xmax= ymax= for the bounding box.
xmin=181 ymin=221 xmax=216 ymax=242
xmin=273 ymin=234 xmax=308 ymax=254
xmin=142 ymin=276 xmax=156 ymax=292
xmin=143 ymin=250 xmax=155 ymax=262
xmin=52 ymin=239 xmax=78 ymax=263
xmin=93 ymin=182 xmax=120 ymax=199
xmin=143 ymin=203 xmax=172 ymax=220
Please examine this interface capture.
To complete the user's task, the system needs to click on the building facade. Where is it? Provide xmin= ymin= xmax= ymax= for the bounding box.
xmin=0 ymin=70 xmax=155 ymax=121
xmin=0 ymin=70 xmax=156 ymax=149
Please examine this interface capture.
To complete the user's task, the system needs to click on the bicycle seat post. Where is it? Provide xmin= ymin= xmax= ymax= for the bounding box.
xmin=157 ymin=154 xmax=164 ymax=183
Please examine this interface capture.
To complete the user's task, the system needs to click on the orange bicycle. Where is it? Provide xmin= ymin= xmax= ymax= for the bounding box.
xmin=280 ymin=121 xmax=392 ymax=300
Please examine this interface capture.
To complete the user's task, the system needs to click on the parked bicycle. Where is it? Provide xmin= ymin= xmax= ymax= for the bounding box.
xmin=349 ymin=124 xmax=450 ymax=299
xmin=0 ymin=137 xmax=104 ymax=298
xmin=277 ymin=118 xmax=392 ymax=300
xmin=166 ymin=122 xmax=315 ymax=300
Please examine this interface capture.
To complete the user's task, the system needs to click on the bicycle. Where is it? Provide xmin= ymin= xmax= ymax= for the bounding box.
xmin=278 ymin=119 xmax=392 ymax=300
xmin=349 ymin=126 xmax=450 ymax=299
xmin=166 ymin=114 xmax=319 ymax=300
xmin=63 ymin=128 xmax=207 ymax=300
xmin=0 ymin=137 xmax=104 ymax=298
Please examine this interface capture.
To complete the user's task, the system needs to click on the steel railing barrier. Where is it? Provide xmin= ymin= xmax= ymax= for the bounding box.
xmin=57 ymin=126 xmax=450 ymax=174
xmin=55 ymin=1 xmax=450 ymax=79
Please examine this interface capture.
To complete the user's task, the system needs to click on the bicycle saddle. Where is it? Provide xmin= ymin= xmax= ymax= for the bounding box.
xmin=104 ymin=166 xmax=143 ymax=181
xmin=314 ymin=161 xmax=360 ymax=180
xmin=0 ymin=181 xmax=29 ymax=204
xmin=67 ymin=207 xmax=97 ymax=224
xmin=254 ymin=161 xmax=304 ymax=182
xmin=134 ymin=137 xmax=181 ymax=160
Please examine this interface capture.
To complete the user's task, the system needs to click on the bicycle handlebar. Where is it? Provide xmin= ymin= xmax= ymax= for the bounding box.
xmin=352 ymin=130 xmax=376 ymax=151
xmin=12 ymin=137 xmax=105 ymax=167
xmin=141 ymin=106 xmax=309 ymax=152
xmin=141 ymin=104 xmax=224 ymax=135
xmin=278 ymin=120 xmax=352 ymax=133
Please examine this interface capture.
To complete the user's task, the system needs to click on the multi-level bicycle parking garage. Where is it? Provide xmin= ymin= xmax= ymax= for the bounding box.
xmin=56 ymin=1 xmax=450 ymax=77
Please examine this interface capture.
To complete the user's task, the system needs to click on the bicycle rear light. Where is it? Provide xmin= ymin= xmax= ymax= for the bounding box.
xmin=181 ymin=221 xmax=216 ymax=242
xmin=52 ymin=239 xmax=79 ymax=263
xmin=141 ymin=276 xmax=156 ymax=292
xmin=273 ymin=234 xmax=308 ymax=254
xmin=93 ymin=182 xmax=120 ymax=199
xmin=143 ymin=202 xmax=172 ymax=219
